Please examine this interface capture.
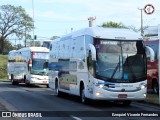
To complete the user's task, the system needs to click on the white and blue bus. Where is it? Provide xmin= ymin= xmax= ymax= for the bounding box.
xmin=48 ymin=27 xmax=154 ymax=106
xmin=8 ymin=47 xmax=49 ymax=87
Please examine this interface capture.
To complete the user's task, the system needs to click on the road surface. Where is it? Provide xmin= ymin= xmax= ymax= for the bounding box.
xmin=0 ymin=82 xmax=159 ymax=120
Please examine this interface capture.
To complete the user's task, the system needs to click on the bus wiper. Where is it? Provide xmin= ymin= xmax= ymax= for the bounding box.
xmin=33 ymin=71 xmax=46 ymax=75
xmin=38 ymin=71 xmax=46 ymax=74
xmin=109 ymin=56 xmax=120 ymax=81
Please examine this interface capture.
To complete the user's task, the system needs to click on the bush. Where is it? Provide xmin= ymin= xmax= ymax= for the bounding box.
xmin=0 ymin=55 xmax=8 ymax=80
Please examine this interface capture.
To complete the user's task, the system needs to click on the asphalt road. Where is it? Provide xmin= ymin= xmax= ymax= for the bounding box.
xmin=0 ymin=82 xmax=160 ymax=120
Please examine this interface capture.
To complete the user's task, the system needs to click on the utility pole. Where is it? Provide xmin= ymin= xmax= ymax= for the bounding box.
xmin=32 ymin=0 xmax=35 ymax=46
xmin=88 ymin=17 xmax=96 ymax=27
xmin=25 ymin=24 xmax=27 ymax=47
xmin=138 ymin=8 xmax=144 ymax=36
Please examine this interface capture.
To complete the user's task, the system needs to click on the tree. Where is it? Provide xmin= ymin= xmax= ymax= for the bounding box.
xmin=101 ymin=21 xmax=128 ymax=28
xmin=3 ymin=40 xmax=16 ymax=54
xmin=50 ymin=36 xmax=59 ymax=40
xmin=29 ymin=41 xmax=41 ymax=47
xmin=101 ymin=21 xmax=150 ymax=37
xmin=128 ymin=25 xmax=139 ymax=32
xmin=0 ymin=5 xmax=34 ymax=54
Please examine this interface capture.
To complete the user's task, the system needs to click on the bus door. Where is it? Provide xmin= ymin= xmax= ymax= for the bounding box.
xmin=87 ymin=44 xmax=97 ymax=96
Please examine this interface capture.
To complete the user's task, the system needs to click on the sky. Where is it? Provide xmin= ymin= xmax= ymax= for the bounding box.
xmin=0 ymin=0 xmax=160 ymax=44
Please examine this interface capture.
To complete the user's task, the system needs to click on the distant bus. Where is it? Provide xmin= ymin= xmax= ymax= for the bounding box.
xmin=8 ymin=47 xmax=49 ymax=87
xmin=42 ymin=40 xmax=52 ymax=49
xmin=48 ymin=27 xmax=154 ymax=106
xmin=8 ymin=50 xmax=26 ymax=84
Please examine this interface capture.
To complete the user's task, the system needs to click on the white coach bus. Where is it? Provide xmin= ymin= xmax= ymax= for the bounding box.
xmin=8 ymin=47 xmax=49 ymax=87
xmin=48 ymin=27 xmax=154 ymax=105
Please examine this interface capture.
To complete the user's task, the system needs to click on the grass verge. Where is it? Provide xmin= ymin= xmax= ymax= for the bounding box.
xmin=0 ymin=54 xmax=9 ymax=82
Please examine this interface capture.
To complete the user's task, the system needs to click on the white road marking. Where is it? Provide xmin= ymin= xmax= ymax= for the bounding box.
xmin=70 ymin=115 xmax=82 ymax=120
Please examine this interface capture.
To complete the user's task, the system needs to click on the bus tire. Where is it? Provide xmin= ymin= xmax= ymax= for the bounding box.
xmin=24 ymin=76 xmax=30 ymax=87
xmin=153 ymin=80 xmax=159 ymax=94
xmin=11 ymin=75 xmax=18 ymax=85
xmin=80 ymin=82 xmax=89 ymax=104
xmin=55 ymin=79 xmax=62 ymax=97
xmin=46 ymin=84 xmax=49 ymax=88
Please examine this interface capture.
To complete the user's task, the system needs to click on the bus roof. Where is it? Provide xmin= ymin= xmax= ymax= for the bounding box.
xmin=43 ymin=40 xmax=52 ymax=42
xmin=17 ymin=47 xmax=49 ymax=52
xmin=9 ymin=50 xmax=17 ymax=53
xmin=60 ymin=27 xmax=142 ymax=40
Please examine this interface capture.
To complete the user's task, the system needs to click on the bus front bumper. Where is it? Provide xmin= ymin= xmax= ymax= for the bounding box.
xmin=89 ymin=88 xmax=147 ymax=101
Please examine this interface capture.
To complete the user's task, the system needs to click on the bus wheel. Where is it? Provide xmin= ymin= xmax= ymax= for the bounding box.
xmin=11 ymin=75 xmax=18 ymax=85
xmin=153 ymin=80 xmax=159 ymax=94
xmin=122 ymin=100 xmax=131 ymax=106
xmin=55 ymin=80 xmax=61 ymax=97
xmin=24 ymin=76 xmax=30 ymax=87
xmin=80 ymin=85 xmax=88 ymax=104
xmin=46 ymin=84 xmax=49 ymax=88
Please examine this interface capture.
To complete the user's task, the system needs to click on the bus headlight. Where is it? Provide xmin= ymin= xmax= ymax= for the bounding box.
xmin=96 ymin=92 xmax=100 ymax=96
xmin=140 ymin=85 xmax=146 ymax=90
xmin=138 ymin=83 xmax=146 ymax=90
xmin=31 ymin=77 xmax=37 ymax=81
xmin=96 ymin=83 xmax=104 ymax=88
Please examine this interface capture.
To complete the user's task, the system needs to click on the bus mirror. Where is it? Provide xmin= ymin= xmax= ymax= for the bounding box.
xmin=88 ymin=44 xmax=96 ymax=61
xmin=145 ymin=46 xmax=155 ymax=62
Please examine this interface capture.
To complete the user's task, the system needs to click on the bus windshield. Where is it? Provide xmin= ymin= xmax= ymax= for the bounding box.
xmin=42 ymin=41 xmax=51 ymax=49
xmin=31 ymin=59 xmax=48 ymax=75
xmin=95 ymin=39 xmax=146 ymax=83
xmin=31 ymin=52 xmax=49 ymax=75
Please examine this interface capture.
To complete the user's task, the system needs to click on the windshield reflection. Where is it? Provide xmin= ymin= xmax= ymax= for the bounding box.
xmin=31 ymin=59 xmax=48 ymax=75
xmin=95 ymin=40 xmax=146 ymax=83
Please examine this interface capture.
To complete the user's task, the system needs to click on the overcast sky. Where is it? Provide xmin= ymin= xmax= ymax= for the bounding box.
xmin=1 ymin=0 xmax=160 ymax=41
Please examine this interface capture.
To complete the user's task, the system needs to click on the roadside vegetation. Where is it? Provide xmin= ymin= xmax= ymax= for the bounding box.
xmin=0 ymin=54 xmax=8 ymax=81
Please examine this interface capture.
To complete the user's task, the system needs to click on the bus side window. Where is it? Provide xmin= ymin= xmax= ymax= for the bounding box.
xmin=87 ymin=50 xmax=95 ymax=76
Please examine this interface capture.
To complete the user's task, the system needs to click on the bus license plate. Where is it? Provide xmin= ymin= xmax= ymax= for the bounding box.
xmin=118 ymin=94 xmax=127 ymax=98
xmin=43 ymin=81 xmax=47 ymax=83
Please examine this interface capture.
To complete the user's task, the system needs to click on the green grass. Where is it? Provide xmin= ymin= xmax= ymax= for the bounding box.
xmin=0 ymin=54 xmax=9 ymax=81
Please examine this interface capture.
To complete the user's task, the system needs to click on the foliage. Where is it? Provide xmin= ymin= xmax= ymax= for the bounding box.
xmin=101 ymin=21 xmax=128 ymax=28
xmin=128 ymin=25 xmax=139 ymax=32
xmin=0 ymin=54 xmax=8 ymax=81
xmin=0 ymin=5 xmax=34 ymax=53
xmin=50 ymin=36 xmax=60 ymax=40
xmin=28 ymin=41 xmax=41 ymax=47
xmin=101 ymin=21 xmax=149 ymax=36
xmin=2 ymin=40 xmax=16 ymax=54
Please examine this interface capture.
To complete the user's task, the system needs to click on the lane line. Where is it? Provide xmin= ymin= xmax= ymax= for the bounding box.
xmin=70 ymin=115 xmax=82 ymax=120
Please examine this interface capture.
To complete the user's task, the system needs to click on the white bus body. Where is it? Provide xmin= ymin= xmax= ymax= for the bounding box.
xmin=48 ymin=27 xmax=154 ymax=105
xmin=8 ymin=47 xmax=49 ymax=87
